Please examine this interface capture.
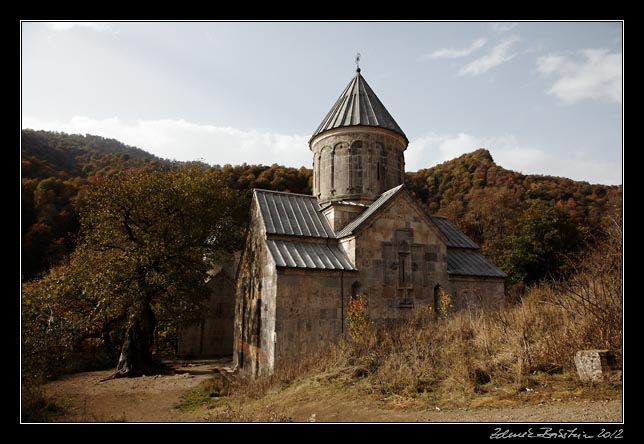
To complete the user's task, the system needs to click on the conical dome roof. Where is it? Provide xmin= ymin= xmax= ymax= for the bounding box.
xmin=310 ymin=69 xmax=408 ymax=144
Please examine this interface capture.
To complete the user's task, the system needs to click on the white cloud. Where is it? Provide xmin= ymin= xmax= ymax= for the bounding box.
xmin=46 ymin=22 xmax=113 ymax=33
xmin=21 ymin=116 xmax=312 ymax=168
xmin=536 ymin=49 xmax=622 ymax=104
xmin=424 ymin=38 xmax=487 ymax=59
xmin=406 ymin=132 xmax=621 ymax=185
xmin=459 ymin=37 xmax=519 ymax=76
xmin=490 ymin=22 xmax=518 ymax=33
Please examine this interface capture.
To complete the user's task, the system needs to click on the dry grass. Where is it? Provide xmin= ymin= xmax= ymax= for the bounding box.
xmin=21 ymin=381 xmax=70 ymax=422
xmin=195 ymin=295 xmax=621 ymax=420
xmin=194 ymin=224 xmax=622 ymax=420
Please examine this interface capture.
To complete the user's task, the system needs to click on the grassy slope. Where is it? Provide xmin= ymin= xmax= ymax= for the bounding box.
xmin=181 ymin=366 xmax=621 ymax=422
xmin=177 ymin=219 xmax=622 ymax=423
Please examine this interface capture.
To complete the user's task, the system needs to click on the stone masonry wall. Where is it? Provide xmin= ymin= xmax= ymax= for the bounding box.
xmin=273 ymin=268 xmax=354 ymax=370
xmin=233 ymin=199 xmax=277 ymax=377
xmin=177 ymin=271 xmax=236 ymax=357
xmin=349 ymin=192 xmax=450 ymax=321
xmin=448 ymin=275 xmax=505 ymax=312
xmin=311 ymin=128 xmax=406 ymax=205
xmin=322 ymin=203 xmax=366 ymax=232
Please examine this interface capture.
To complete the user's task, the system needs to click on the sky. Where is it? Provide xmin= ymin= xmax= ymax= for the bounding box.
xmin=21 ymin=21 xmax=623 ymax=185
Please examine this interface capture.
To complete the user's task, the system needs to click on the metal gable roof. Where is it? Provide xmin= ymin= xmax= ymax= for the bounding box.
xmin=266 ymin=239 xmax=355 ymax=271
xmin=255 ymin=189 xmax=335 ymax=238
xmin=254 ymin=189 xmax=355 ymax=271
xmin=430 ymin=216 xmax=480 ymax=249
xmin=447 ymin=249 xmax=507 ymax=278
xmin=311 ymin=69 xmax=408 ymax=143
xmin=336 ymin=184 xmax=404 ymax=238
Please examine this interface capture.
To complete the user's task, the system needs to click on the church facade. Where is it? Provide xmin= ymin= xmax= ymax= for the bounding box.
xmin=233 ymin=68 xmax=506 ymax=376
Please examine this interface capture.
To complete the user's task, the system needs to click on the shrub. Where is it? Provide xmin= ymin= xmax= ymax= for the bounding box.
xmin=346 ymin=295 xmax=370 ymax=341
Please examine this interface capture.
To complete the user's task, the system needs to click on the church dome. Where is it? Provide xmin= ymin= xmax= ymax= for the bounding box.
xmin=309 ymin=67 xmax=409 ymax=206
xmin=310 ymin=68 xmax=408 ymax=145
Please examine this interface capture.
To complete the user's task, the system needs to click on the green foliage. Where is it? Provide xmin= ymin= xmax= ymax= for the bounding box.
xmin=21 ymin=129 xmax=164 ymax=180
xmin=405 ymin=149 xmax=621 ymax=286
xmin=22 ymin=262 xmax=84 ymax=381
xmin=22 ymin=166 xmax=248 ymax=379
xmin=77 ymin=166 xmax=247 ymax=358
xmin=503 ymin=200 xmax=583 ymax=285
xmin=180 ymin=372 xmax=231 ymax=411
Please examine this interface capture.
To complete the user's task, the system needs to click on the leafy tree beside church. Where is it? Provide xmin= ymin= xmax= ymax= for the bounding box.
xmin=22 ymin=166 xmax=248 ymax=379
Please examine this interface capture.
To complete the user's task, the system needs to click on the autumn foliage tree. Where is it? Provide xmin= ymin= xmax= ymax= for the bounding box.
xmin=81 ymin=167 xmax=248 ymax=377
xmin=22 ymin=166 xmax=248 ymax=378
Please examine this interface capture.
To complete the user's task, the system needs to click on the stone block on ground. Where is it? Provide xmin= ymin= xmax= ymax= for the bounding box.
xmin=574 ymin=350 xmax=619 ymax=382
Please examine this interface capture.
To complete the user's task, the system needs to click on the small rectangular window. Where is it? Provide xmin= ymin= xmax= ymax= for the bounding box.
xmin=400 ymin=256 xmax=406 ymax=283
xmin=398 ymin=253 xmax=411 ymax=287
xmin=377 ymin=162 xmax=380 ymax=180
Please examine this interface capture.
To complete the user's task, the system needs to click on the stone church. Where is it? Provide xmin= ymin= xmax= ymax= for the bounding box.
xmin=231 ymin=67 xmax=506 ymax=376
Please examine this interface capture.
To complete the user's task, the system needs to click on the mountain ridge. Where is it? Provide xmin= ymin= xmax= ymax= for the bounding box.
xmin=21 ymin=130 xmax=622 ymax=283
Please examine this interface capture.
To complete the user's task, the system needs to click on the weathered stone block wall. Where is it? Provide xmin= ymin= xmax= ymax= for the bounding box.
xmin=448 ymin=276 xmax=505 ymax=312
xmin=350 ymin=193 xmax=450 ymax=321
xmin=338 ymin=237 xmax=356 ymax=265
xmin=233 ymin=200 xmax=277 ymax=377
xmin=273 ymin=268 xmax=353 ymax=369
xmin=311 ymin=128 xmax=406 ymax=205
xmin=322 ymin=203 xmax=367 ymax=232
xmin=177 ymin=271 xmax=236 ymax=357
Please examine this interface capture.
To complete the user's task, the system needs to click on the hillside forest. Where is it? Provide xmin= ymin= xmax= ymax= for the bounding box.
xmin=22 ymin=130 xmax=621 ymax=285
xmin=21 ymin=129 xmax=622 ymax=383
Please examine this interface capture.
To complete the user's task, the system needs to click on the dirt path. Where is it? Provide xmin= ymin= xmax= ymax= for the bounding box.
xmin=212 ymin=379 xmax=623 ymax=423
xmin=43 ymin=359 xmax=230 ymax=422
xmin=282 ymin=396 xmax=623 ymax=422
xmin=42 ymin=360 xmax=622 ymax=423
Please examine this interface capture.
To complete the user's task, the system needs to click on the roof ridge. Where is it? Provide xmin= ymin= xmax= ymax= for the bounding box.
xmin=254 ymin=189 xmax=336 ymax=239
xmin=446 ymin=249 xmax=507 ymax=278
xmin=431 ymin=216 xmax=480 ymax=249
xmin=336 ymin=184 xmax=404 ymax=238
xmin=254 ymin=188 xmax=317 ymax=199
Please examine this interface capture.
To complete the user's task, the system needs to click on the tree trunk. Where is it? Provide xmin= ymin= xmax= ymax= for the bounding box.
xmin=113 ymin=302 xmax=157 ymax=377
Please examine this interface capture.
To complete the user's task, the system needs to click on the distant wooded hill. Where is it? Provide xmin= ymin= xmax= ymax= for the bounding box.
xmin=20 ymin=130 xmax=312 ymax=280
xmin=21 ymin=130 xmax=621 ymax=285
xmin=405 ymin=149 xmax=622 ymax=282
